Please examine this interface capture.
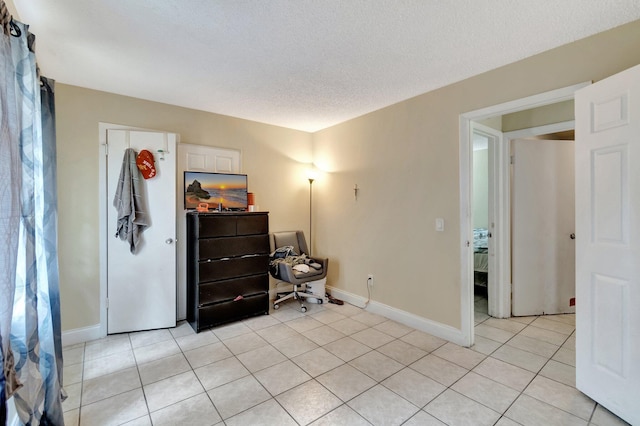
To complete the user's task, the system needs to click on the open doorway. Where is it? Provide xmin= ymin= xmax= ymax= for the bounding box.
xmin=470 ymin=127 xmax=495 ymax=324
xmin=458 ymin=82 xmax=589 ymax=346
xmin=471 ymin=124 xmax=576 ymax=323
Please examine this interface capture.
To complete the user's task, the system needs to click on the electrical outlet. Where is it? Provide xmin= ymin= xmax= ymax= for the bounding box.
xmin=367 ymin=274 xmax=374 ymax=287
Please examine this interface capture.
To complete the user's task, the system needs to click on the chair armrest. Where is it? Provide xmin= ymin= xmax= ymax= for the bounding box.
xmin=310 ymin=257 xmax=328 ymax=271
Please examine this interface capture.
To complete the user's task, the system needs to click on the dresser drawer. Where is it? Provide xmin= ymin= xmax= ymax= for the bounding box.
xmin=199 ymin=254 xmax=269 ymax=282
xmin=196 ymin=213 xmax=268 ymax=238
xmin=237 ymin=214 xmax=269 ymax=236
xmin=198 ymin=274 xmax=268 ymax=306
xmin=197 ymin=292 xmax=269 ymax=330
xmin=197 ymin=215 xmax=237 ymax=238
xmin=198 ymin=234 xmax=268 ymax=260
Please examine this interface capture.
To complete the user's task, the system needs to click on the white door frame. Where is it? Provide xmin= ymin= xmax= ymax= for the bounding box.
xmin=459 ymin=82 xmax=589 ymax=346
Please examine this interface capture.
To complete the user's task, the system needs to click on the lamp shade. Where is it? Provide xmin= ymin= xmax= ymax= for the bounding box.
xmin=306 ymin=168 xmax=318 ymax=182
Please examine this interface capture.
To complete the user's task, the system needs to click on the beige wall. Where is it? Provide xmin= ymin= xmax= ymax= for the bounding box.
xmin=502 ymin=99 xmax=575 ymax=132
xmin=4 ymin=0 xmax=19 ymax=18
xmin=312 ymin=20 xmax=640 ymax=329
xmin=56 ymin=85 xmax=312 ymax=331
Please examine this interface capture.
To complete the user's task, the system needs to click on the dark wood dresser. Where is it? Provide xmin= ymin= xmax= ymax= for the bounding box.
xmin=186 ymin=212 xmax=270 ymax=332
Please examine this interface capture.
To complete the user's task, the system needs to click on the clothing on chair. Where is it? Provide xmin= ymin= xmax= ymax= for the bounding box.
xmin=269 ymin=251 xmax=322 ymax=279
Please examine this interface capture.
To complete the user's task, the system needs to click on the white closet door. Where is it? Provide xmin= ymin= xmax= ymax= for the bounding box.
xmin=107 ymin=130 xmax=177 ymax=333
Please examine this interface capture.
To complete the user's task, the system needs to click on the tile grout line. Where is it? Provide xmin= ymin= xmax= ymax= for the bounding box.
xmin=128 ymin=332 xmax=153 ymax=425
xmin=260 ymin=310 xmax=378 ymax=425
xmin=503 ymin=327 xmax=596 ymax=424
xmin=472 ymin=313 xmax=593 ymax=425
xmin=473 ymin=302 xmax=568 ymax=416
xmin=246 ymin=309 xmax=422 ymax=424
xmin=76 ymin=342 xmax=86 ymax=426
xmin=219 ymin=318 xmax=308 ymax=424
xmin=249 ymin=308 xmax=393 ymax=424
xmin=172 ymin=328 xmax=224 ymax=425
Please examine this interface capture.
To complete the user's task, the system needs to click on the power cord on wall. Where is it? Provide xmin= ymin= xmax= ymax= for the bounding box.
xmin=363 ymin=276 xmax=372 ymax=308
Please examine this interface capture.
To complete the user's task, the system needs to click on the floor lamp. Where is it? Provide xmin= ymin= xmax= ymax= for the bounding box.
xmin=307 ymin=168 xmax=317 ymax=255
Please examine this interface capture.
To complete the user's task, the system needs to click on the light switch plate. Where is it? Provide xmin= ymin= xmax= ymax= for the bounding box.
xmin=435 ymin=218 xmax=445 ymax=232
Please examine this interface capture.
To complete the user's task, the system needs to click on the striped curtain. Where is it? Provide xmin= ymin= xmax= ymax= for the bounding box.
xmin=1 ymin=3 xmax=23 ymax=421
xmin=1 ymin=5 xmax=65 ymax=425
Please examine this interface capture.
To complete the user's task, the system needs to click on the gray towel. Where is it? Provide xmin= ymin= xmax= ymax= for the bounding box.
xmin=113 ymin=148 xmax=149 ymax=253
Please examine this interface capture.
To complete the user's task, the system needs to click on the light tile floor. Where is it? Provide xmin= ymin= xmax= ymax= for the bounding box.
xmin=61 ymin=295 xmax=629 ymax=426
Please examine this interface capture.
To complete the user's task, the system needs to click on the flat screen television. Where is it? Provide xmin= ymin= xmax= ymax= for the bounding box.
xmin=184 ymin=171 xmax=248 ymax=210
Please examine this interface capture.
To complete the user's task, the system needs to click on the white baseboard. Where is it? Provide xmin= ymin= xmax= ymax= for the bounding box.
xmin=326 ymin=285 xmax=467 ymax=347
xmin=61 ymin=290 xmax=465 ymax=347
xmin=62 ymin=323 xmax=103 ymax=347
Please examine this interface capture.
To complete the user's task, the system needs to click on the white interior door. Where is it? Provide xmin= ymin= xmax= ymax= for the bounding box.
xmin=107 ymin=129 xmax=177 ymax=333
xmin=176 ymin=144 xmax=241 ymax=320
xmin=512 ymin=138 xmax=576 ymax=316
xmin=575 ymin=64 xmax=640 ymax=425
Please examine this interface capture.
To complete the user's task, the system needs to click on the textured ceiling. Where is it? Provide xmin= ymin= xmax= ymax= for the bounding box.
xmin=12 ymin=1 xmax=640 ymax=132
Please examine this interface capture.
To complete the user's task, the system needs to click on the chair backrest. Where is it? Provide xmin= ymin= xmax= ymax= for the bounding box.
xmin=269 ymin=231 xmax=309 ymax=256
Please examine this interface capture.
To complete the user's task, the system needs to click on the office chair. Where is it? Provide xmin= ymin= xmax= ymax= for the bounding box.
xmin=269 ymin=231 xmax=328 ymax=312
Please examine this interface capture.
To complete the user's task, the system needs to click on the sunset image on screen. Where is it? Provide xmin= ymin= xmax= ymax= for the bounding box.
xmin=184 ymin=172 xmax=247 ymax=209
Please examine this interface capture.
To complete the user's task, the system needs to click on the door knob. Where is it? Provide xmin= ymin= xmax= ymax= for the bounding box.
xmin=570 ymin=233 xmax=576 ymax=240
xmin=165 ymin=238 xmax=174 ymax=244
